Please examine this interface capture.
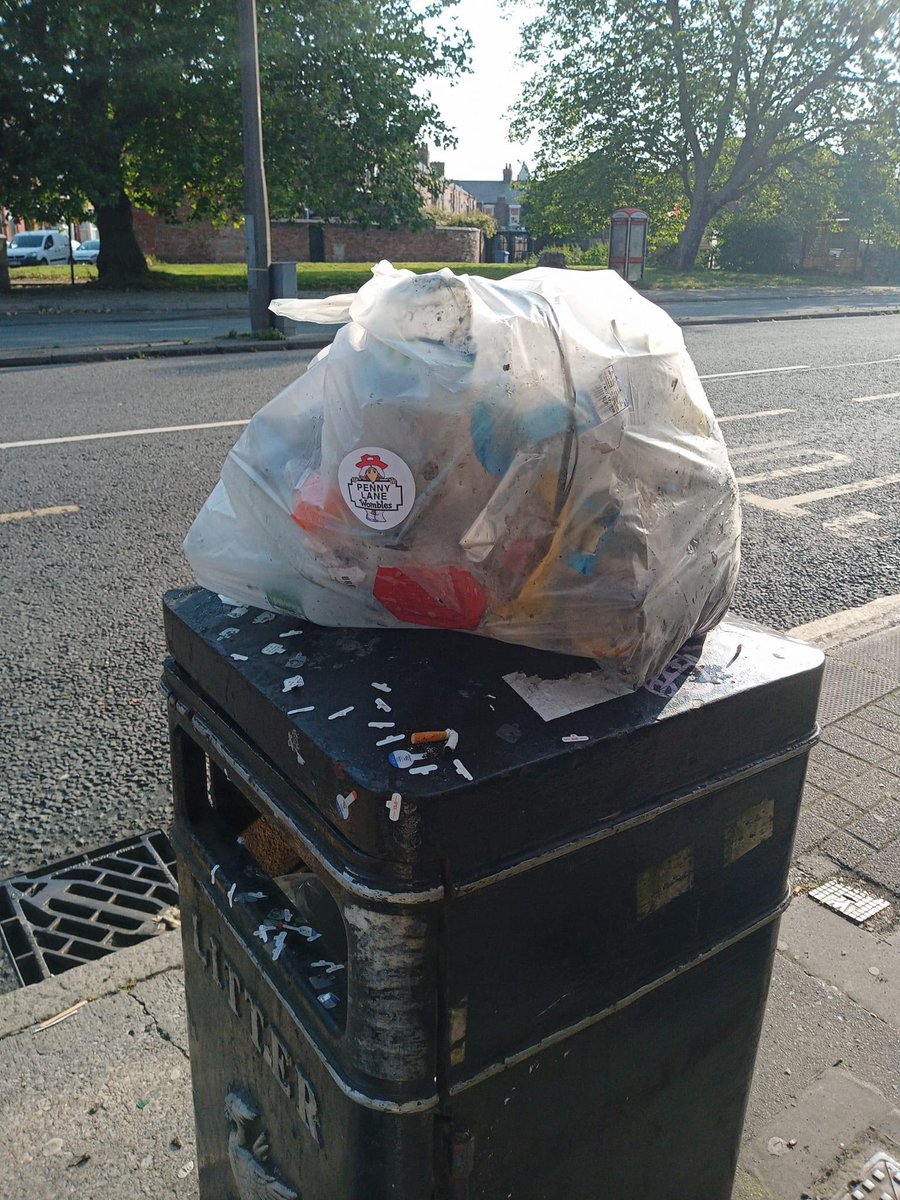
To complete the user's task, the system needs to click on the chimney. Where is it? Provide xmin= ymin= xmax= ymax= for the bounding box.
xmin=502 ymin=163 xmax=512 ymax=185
xmin=432 ymin=161 xmax=445 ymax=178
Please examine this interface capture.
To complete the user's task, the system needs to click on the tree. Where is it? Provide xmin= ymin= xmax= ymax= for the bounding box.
xmin=0 ymin=1 xmax=469 ymax=286
xmin=835 ymin=115 xmax=900 ymax=250
xmin=512 ymin=0 xmax=900 ymax=268
xmin=520 ymin=155 xmax=687 ymax=256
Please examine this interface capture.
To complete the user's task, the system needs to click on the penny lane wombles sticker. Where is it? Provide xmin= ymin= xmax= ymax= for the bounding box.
xmin=338 ymin=448 xmax=416 ymax=529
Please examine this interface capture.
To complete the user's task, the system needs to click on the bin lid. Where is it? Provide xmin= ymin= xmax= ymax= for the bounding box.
xmin=163 ymin=587 xmax=823 ymax=892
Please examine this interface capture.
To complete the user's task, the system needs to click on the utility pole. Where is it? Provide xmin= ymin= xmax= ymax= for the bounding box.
xmin=237 ymin=0 xmax=272 ymax=334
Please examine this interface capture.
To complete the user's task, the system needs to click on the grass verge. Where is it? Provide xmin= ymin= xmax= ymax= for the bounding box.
xmin=7 ymin=260 xmax=878 ymax=294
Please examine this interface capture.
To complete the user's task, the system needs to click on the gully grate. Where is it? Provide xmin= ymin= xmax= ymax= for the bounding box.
xmin=0 ymin=830 xmax=178 ymax=987
xmin=831 ymin=1150 xmax=900 ymax=1199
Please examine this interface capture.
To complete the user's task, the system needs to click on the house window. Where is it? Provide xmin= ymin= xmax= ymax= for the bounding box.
xmin=483 ymin=204 xmax=494 ymax=215
xmin=510 ymin=207 xmax=520 ymax=224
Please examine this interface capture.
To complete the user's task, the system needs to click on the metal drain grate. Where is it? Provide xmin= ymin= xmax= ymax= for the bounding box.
xmin=0 ymin=830 xmax=178 ymax=987
xmin=831 ymin=1149 xmax=900 ymax=1199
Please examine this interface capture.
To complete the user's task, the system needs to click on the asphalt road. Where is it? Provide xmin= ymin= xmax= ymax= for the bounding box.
xmin=0 ymin=314 xmax=898 ymax=887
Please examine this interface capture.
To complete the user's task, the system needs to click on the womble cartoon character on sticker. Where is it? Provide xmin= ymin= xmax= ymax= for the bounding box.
xmin=347 ymin=453 xmax=404 ymax=524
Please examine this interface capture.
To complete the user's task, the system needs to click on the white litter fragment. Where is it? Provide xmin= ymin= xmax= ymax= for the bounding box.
xmin=288 ymin=705 xmax=315 ymax=714
xmin=279 ymin=629 xmax=304 ymax=638
xmin=218 ymin=594 xmax=240 ymax=606
xmin=282 ymin=674 xmax=305 ymax=693
xmin=253 ymin=612 xmax=276 ymax=624
xmin=262 ymin=642 xmax=286 ymax=655
xmin=376 ymin=733 xmax=405 ymax=746
xmin=372 ymin=682 xmax=392 ymax=693
xmin=409 ymin=764 xmax=438 ymax=775
xmin=243 ymin=891 xmax=266 ymax=901
xmin=453 ymin=759 xmax=473 ymax=781
xmin=375 ymin=697 xmax=392 ymax=712
xmin=272 ymin=931 xmax=288 ymax=961
xmin=388 ymin=749 xmax=426 ymax=769
xmin=445 ymin=728 xmax=459 ymax=751
xmin=386 ymin=793 xmax=402 ymax=821
xmin=227 ymin=882 xmax=237 ymax=907
xmin=293 ymin=925 xmax=321 ymax=942
xmin=217 ymin=627 xmax=240 ymax=641
xmin=230 ymin=654 xmax=249 ymax=661
xmin=562 ymin=734 xmax=589 ymax=743
xmin=254 ymin=924 xmax=275 ymax=943
xmin=228 ymin=607 xmax=248 ymax=618
xmin=328 ymin=706 xmax=354 ymax=719
xmin=336 ymin=790 xmax=358 ymax=819
xmin=210 ymin=864 xmax=221 ymax=885
xmin=368 ymin=721 xmax=395 ymax=729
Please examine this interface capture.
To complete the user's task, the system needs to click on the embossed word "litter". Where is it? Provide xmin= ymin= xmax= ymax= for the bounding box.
xmin=191 ymin=912 xmax=322 ymax=1147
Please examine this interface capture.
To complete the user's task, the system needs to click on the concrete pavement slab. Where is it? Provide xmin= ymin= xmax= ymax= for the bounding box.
xmin=742 ymin=1068 xmax=900 ymax=1199
xmin=0 ymin=965 xmax=197 ymax=1200
xmin=777 ymin=895 xmax=900 ymax=1028
xmin=0 ymin=932 xmax=183 ymax=1040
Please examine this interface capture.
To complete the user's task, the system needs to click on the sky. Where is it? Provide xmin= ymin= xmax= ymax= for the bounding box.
xmin=419 ymin=0 xmax=540 ymax=183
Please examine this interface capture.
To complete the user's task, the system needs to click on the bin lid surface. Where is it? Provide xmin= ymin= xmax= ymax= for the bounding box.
xmin=163 ymin=588 xmax=823 ymax=887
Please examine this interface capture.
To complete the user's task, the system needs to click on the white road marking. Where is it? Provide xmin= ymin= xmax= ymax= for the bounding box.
xmin=735 ymin=449 xmax=851 ymax=486
xmin=743 ymin=472 xmax=900 ymax=517
xmin=0 ymin=503 xmax=80 ymax=523
xmin=718 ymin=408 xmax=795 ymax=423
xmin=822 ymin=510 xmax=883 ymax=538
xmin=852 ymin=391 xmax=900 ymax=404
xmin=727 ymin=439 xmax=798 ymax=457
xmin=701 ymin=354 xmax=899 ymax=381
xmin=820 ymin=355 xmax=900 ymax=371
xmin=0 ymin=419 xmax=250 ymax=450
xmin=700 ymin=365 xmax=810 ymax=380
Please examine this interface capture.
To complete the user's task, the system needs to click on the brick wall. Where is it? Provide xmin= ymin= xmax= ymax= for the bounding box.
xmin=133 ymin=212 xmax=482 ymax=264
xmin=323 ymin=224 xmax=480 ymax=263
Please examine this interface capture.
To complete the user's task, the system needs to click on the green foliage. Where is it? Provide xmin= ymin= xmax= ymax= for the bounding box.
xmin=527 ymin=244 xmax=584 ymax=265
xmin=0 ymin=0 xmax=471 ymax=280
xmin=835 ymin=116 xmax=900 ymax=247
xmin=716 ymin=219 xmax=798 ymax=272
xmin=423 ymin=207 xmax=498 ymax=237
xmin=580 ymin=243 xmax=608 ymax=266
xmin=512 ymin=0 xmax=900 ymax=267
xmin=522 ymin=153 xmax=688 ymax=260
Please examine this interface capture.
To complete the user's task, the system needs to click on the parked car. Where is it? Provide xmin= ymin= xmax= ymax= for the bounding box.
xmin=73 ymin=238 xmax=100 ymax=264
xmin=7 ymin=230 xmax=76 ymax=267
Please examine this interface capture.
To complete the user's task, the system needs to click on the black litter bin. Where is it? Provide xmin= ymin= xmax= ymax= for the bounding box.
xmin=162 ymin=587 xmax=823 ymax=1200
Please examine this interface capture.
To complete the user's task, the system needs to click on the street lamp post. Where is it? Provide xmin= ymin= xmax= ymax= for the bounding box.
xmin=237 ymin=0 xmax=272 ymax=334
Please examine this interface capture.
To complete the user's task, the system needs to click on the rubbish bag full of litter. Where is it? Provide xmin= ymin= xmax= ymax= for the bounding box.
xmin=184 ymin=263 xmax=741 ymax=686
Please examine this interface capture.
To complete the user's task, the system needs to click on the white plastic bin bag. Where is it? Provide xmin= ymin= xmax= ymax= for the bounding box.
xmin=184 ymin=263 xmax=740 ymax=685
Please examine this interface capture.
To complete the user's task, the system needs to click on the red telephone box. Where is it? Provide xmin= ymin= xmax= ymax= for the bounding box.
xmin=609 ymin=208 xmax=649 ymax=281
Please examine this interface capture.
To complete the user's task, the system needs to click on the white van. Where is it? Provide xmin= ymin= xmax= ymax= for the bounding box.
xmin=7 ymin=230 xmax=74 ymax=267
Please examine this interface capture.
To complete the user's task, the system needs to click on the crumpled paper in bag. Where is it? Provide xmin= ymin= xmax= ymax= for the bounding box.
xmin=184 ymin=262 xmax=740 ymax=685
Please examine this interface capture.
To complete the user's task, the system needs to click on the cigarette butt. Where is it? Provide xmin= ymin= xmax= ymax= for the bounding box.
xmin=411 ymin=730 xmax=448 ymax=745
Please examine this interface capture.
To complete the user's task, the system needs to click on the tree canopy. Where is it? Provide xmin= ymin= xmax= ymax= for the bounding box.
xmin=0 ymin=0 xmax=469 ymax=284
xmin=512 ymin=0 xmax=900 ymax=267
